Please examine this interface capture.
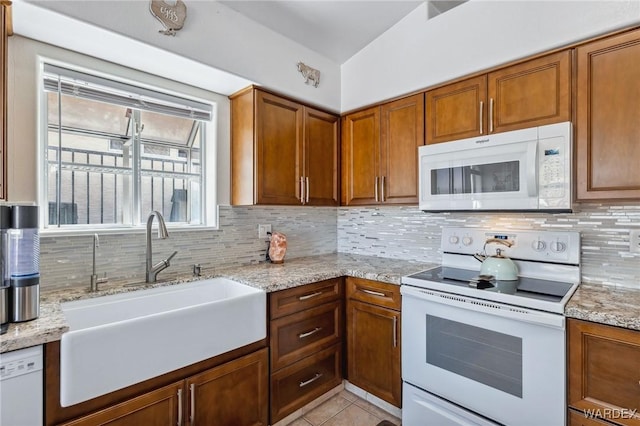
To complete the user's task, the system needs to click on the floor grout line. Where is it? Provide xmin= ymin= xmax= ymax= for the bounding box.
xmin=298 ymin=392 xmax=397 ymax=426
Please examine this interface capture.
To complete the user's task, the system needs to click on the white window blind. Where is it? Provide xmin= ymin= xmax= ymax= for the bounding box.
xmin=43 ymin=64 xmax=212 ymax=121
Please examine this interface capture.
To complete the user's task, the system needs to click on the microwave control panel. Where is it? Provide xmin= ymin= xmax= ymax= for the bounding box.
xmin=538 ymin=133 xmax=570 ymax=207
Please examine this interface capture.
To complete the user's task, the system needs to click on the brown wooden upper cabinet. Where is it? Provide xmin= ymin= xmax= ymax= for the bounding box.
xmin=341 ymin=93 xmax=424 ymax=205
xmin=576 ymin=28 xmax=640 ymax=201
xmin=0 ymin=1 xmax=11 ymax=201
xmin=230 ymin=87 xmax=339 ymax=206
xmin=425 ymin=50 xmax=571 ymax=144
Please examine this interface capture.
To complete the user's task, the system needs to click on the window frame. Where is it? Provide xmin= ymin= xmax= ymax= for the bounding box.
xmin=38 ymin=59 xmax=218 ymax=234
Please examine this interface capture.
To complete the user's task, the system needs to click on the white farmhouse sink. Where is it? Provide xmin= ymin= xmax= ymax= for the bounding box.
xmin=60 ymin=278 xmax=266 ymax=407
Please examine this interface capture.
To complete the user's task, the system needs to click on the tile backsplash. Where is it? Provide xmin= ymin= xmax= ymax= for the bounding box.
xmin=40 ymin=203 xmax=640 ymax=290
xmin=40 ymin=206 xmax=337 ymax=290
xmin=337 ymin=203 xmax=640 ymax=289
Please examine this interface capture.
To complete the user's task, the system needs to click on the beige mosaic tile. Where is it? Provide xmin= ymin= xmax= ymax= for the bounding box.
xmin=353 ymin=398 xmax=400 ymax=422
xmin=303 ymin=395 xmax=352 ymax=425
xmin=321 ymin=404 xmax=382 ymax=426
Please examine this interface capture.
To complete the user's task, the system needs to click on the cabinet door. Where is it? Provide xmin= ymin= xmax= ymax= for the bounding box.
xmin=0 ymin=1 xmax=8 ymax=201
xmin=255 ymin=91 xmax=303 ymax=205
xmin=60 ymin=382 xmax=183 ymax=426
xmin=304 ymin=107 xmax=339 ymax=206
xmin=488 ymin=50 xmax=571 ymax=134
xmin=380 ymin=93 xmax=424 ymax=204
xmin=425 ymin=75 xmax=486 ymax=144
xmin=186 ymin=348 xmax=268 ymax=426
xmin=347 ymin=299 xmax=401 ymax=407
xmin=576 ymin=29 xmax=640 ymax=201
xmin=568 ymin=319 xmax=640 ymax=426
xmin=341 ymin=106 xmax=381 ymax=205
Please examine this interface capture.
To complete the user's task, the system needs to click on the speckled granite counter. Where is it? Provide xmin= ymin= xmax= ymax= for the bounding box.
xmin=0 ymin=253 xmax=436 ymax=353
xmin=565 ymin=283 xmax=640 ymax=331
xmin=5 ymin=254 xmax=638 ymax=354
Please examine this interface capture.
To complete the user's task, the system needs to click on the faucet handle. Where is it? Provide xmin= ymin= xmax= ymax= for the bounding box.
xmin=166 ymin=251 xmax=178 ymax=264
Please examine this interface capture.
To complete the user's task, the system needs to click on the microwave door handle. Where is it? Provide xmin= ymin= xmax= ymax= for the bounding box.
xmin=527 ymin=141 xmax=538 ymax=197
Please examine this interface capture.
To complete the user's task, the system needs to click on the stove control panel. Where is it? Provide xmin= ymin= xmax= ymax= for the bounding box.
xmin=442 ymin=227 xmax=580 ymax=265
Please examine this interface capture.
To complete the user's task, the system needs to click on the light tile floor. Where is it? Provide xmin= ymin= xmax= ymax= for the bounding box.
xmin=286 ymin=390 xmax=401 ymax=426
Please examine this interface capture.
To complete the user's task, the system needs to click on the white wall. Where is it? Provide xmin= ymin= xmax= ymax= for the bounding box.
xmin=16 ymin=0 xmax=341 ymax=112
xmin=6 ymin=35 xmax=232 ymax=206
xmin=341 ymin=1 xmax=640 ymax=111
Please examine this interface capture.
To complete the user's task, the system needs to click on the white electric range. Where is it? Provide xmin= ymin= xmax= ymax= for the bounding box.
xmin=401 ymin=227 xmax=580 ymax=426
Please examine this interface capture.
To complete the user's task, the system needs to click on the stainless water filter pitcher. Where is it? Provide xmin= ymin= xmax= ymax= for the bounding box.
xmin=0 ymin=206 xmax=10 ymax=331
xmin=7 ymin=205 xmax=40 ymax=322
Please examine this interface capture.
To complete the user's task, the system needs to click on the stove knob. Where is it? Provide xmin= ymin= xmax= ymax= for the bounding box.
xmin=462 ymin=236 xmax=473 ymax=246
xmin=531 ymin=239 xmax=546 ymax=251
xmin=550 ymin=241 xmax=566 ymax=253
xmin=449 ymin=236 xmax=460 ymax=245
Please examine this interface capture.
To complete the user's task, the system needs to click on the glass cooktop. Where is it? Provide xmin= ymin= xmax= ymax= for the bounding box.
xmin=404 ymin=266 xmax=575 ymax=304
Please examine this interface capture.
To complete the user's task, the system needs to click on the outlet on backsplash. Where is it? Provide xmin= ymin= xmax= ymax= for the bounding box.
xmin=258 ymin=224 xmax=272 ymax=239
xmin=630 ymin=230 xmax=640 ymax=254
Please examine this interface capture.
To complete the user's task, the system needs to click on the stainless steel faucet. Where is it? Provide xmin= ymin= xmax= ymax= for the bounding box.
xmin=145 ymin=211 xmax=178 ymax=283
xmin=90 ymin=234 xmax=108 ymax=291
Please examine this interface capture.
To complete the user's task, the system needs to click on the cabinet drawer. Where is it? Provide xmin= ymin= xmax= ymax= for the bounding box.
xmin=270 ymin=344 xmax=342 ymax=423
xmin=271 ymin=301 xmax=341 ymax=371
xmin=270 ymin=278 xmax=342 ymax=319
xmin=346 ymin=277 xmax=401 ymax=310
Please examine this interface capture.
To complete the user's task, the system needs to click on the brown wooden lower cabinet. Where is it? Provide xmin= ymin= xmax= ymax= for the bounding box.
xmin=568 ymin=318 xmax=640 ymax=426
xmin=569 ymin=408 xmax=614 ymax=426
xmin=345 ymin=277 xmax=401 ymax=407
xmin=57 ymin=348 xmax=268 ymax=426
xmin=60 ymin=382 xmax=182 ymax=426
xmin=270 ymin=343 xmax=342 ymax=423
xmin=347 ymin=298 xmax=401 ymax=407
xmin=186 ymin=347 xmax=269 ymax=426
xmin=268 ymin=279 xmax=344 ymax=424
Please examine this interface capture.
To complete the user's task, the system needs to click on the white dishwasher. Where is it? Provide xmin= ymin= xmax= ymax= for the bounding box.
xmin=0 ymin=345 xmax=43 ymax=426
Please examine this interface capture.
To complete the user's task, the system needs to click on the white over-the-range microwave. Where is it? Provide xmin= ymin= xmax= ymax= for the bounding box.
xmin=419 ymin=121 xmax=572 ymax=212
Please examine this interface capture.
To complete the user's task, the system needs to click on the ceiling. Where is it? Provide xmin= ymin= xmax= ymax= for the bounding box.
xmin=219 ymin=1 xmax=467 ymax=64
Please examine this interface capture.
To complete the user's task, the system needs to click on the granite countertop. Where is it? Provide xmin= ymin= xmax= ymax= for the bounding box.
xmin=0 ymin=253 xmax=436 ymax=353
xmin=565 ymin=283 xmax=640 ymax=331
xmin=3 ymin=253 xmax=639 ymax=353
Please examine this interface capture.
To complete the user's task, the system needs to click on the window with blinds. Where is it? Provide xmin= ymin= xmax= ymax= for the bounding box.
xmin=42 ymin=64 xmax=213 ymax=229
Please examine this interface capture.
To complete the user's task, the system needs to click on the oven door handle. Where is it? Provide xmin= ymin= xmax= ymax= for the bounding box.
xmin=401 ymin=286 xmax=565 ymax=329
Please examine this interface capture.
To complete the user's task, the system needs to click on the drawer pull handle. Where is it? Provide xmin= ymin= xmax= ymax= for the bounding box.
xmin=299 ymin=373 xmax=323 ymax=388
xmin=190 ymin=383 xmax=195 ymax=425
xmin=299 ymin=291 xmax=323 ymax=301
xmin=361 ymin=289 xmax=386 ymax=297
xmin=479 ymin=100 xmax=484 ymax=134
xmin=393 ymin=315 xmax=398 ymax=348
xmin=177 ymin=389 xmax=183 ymax=426
xmin=299 ymin=327 xmax=323 ymax=339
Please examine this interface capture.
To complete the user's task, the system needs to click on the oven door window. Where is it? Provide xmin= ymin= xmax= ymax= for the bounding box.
xmin=426 ymin=315 xmax=523 ymax=397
